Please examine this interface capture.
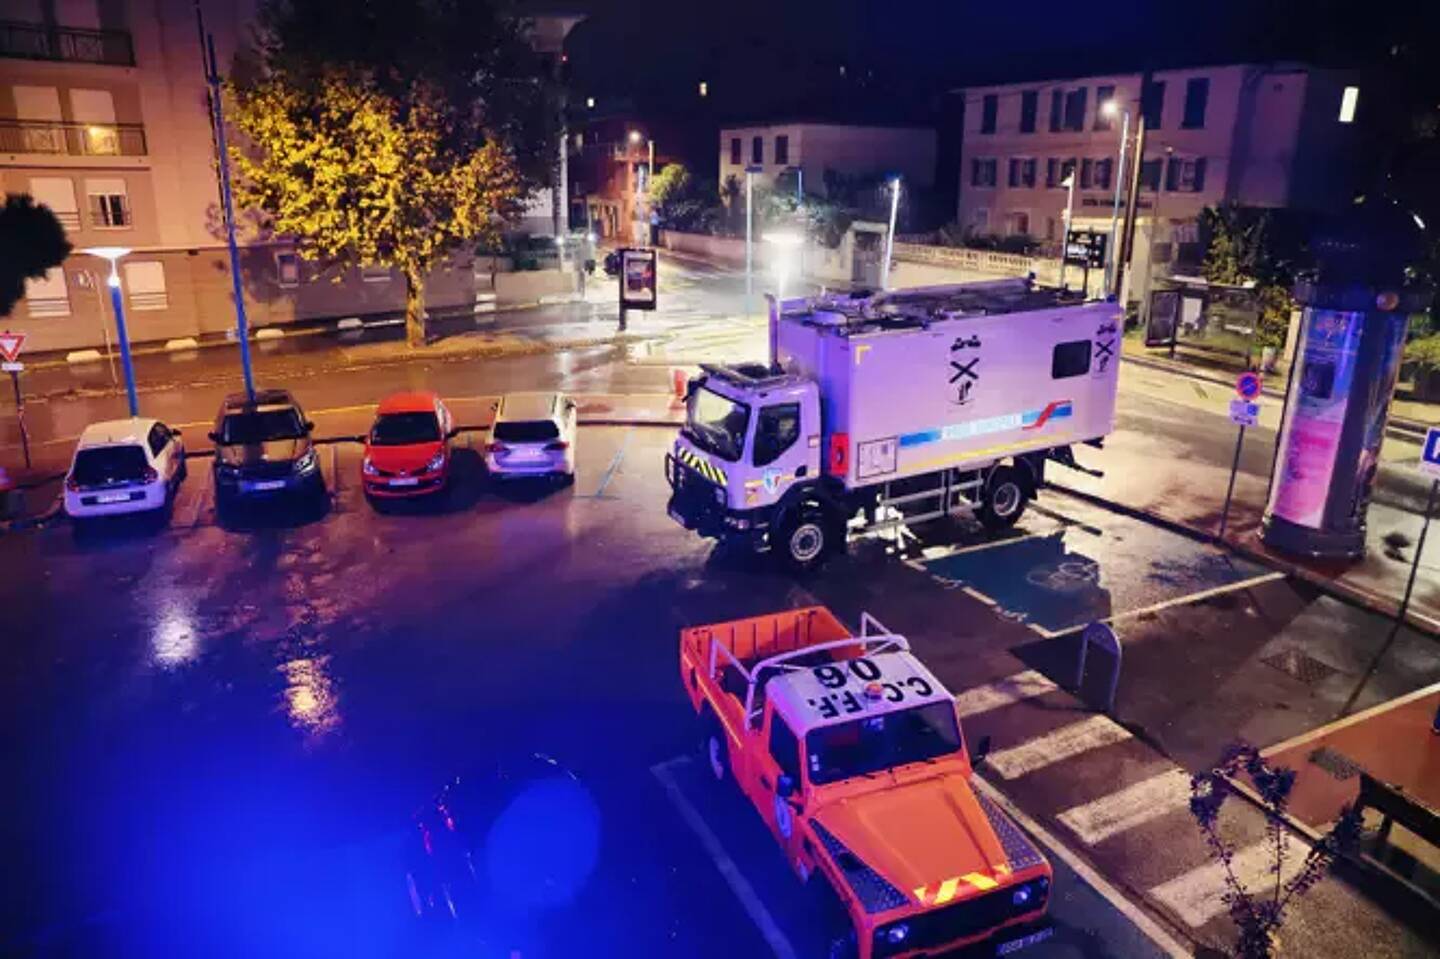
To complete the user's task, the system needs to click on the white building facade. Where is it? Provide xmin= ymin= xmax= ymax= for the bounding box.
xmin=718 ymin=121 xmax=936 ymax=197
xmin=955 ymin=63 xmax=1361 ymax=296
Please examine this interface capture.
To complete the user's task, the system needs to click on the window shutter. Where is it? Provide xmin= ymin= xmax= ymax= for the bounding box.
xmin=1164 ymin=158 xmax=1181 ymax=192
xmin=1192 ymin=158 xmax=1207 ymax=192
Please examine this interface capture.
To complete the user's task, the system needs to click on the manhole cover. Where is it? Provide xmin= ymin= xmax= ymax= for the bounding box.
xmin=1308 ymin=746 xmax=1365 ymax=781
xmin=1260 ymin=648 xmax=1339 ymax=685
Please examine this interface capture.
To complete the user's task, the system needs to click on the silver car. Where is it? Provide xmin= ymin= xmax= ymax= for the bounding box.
xmin=485 ymin=392 xmax=577 ymax=482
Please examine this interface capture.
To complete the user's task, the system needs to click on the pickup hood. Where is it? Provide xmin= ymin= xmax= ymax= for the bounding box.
xmin=814 ymin=773 xmax=1012 ymax=907
xmin=365 ymin=441 xmax=443 ymax=474
xmin=217 ymin=437 xmax=309 ymax=468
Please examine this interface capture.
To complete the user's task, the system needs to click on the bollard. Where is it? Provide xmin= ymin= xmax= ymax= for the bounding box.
xmin=672 ymin=368 xmax=689 ymax=401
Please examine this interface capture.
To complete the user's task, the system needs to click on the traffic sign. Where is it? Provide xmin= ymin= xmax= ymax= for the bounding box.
xmin=0 ymin=331 xmax=24 ymax=363
xmin=1229 ymin=399 xmax=1259 ymax=427
xmin=1421 ymin=428 xmax=1440 ymax=479
xmin=1235 ymin=370 xmax=1262 ymax=401
xmin=1 ymin=362 xmax=21 ymax=373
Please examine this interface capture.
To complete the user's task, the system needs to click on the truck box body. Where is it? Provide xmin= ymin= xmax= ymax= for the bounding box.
xmin=773 ymin=283 xmax=1121 ymax=490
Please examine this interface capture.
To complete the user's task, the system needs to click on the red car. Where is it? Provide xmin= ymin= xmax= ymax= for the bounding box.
xmin=362 ymin=392 xmax=456 ymax=500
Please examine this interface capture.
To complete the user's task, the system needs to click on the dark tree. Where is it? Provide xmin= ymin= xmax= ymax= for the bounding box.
xmin=0 ymin=193 xmax=72 ymax=317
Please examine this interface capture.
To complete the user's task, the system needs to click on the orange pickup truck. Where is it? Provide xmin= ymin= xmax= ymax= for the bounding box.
xmin=680 ymin=606 xmax=1053 ymax=959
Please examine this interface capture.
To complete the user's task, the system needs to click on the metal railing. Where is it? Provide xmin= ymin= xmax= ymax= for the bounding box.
xmin=0 ymin=119 xmax=146 ymax=157
xmin=0 ymin=19 xmax=135 ymax=65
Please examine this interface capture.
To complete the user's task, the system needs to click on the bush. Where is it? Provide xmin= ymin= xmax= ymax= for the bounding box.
xmin=1405 ymin=333 xmax=1440 ymax=370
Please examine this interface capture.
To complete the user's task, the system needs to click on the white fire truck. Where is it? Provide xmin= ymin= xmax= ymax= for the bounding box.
xmin=665 ymin=279 xmax=1121 ymax=571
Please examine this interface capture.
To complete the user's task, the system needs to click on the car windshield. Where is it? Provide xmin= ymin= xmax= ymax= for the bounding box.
xmin=684 ymin=386 xmax=749 ymax=462
xmin=371 ymin=411 xmax=440 ymax=446
xmin=805 ymin=701 xmax=963 ymax=785
xmin=220 ymin=409 xmax=305 ymax=444
xmin=72 ymin=445 xmax=149 ymax=486
xmin=493 ymin=420 xmax=559 ymax=443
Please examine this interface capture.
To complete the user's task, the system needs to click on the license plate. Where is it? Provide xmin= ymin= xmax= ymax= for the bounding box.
xmin=97 ymin=492 xmax=131 ymax=504
xmin=996 ymin=927 xmax=1053 ymax=955
xmin=390 ymin=477 xmax=419 ymax=487
xmin=246 ymin=480 xmax=287 ymax=492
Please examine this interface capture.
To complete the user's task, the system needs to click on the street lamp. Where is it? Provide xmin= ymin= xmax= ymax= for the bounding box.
xmin=881 ymin=177 xmax=900 ymax=290
xmin=1101 ymin=99 xmax=1131 ymax=297
xmin=81 ymin=246 xmax=138 ymax=416
xmin=744 ymin=165 xmax=759 ymax=317
xmin=763 ymin=231 xmax=803 ymax=304
xmin=1057 ymin=170 xmax=1076 ymax=290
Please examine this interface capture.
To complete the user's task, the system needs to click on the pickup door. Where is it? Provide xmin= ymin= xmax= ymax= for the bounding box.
xmin=747 ymin=702 xmax=807 ymax=871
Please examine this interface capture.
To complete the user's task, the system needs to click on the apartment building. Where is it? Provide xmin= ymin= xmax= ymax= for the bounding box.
xmin=718 ymin=121 xmax=936 ymax=197
xmin=955 ymin=63 xmax=1361 ymax=289
xmin=0 ymin=0 xmax=578 ymax=354
xmin=568 ymin=116 xmax=669 ymax=244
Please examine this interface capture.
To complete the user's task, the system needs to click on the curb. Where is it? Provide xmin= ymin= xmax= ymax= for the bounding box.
xmin=1045 ymin=479 xmax=1440 ymax=639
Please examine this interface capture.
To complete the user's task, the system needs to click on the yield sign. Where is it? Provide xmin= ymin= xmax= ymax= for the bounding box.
xmin=0 ymin=331 xmax=24 ymax=363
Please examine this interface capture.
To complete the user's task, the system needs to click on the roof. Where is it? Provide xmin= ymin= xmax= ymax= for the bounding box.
xmin=221 ymin=388 xmax=297 ymax=411
xmin=377 ymin=391 xmax=440 ymax=414
xmin=497 ymin=391 xmax=561 ymax=421
xmin=77 ymin=417 xmax=157 ymax=447
xmin=950 ymin=59 xmax=1322 ymax=94
xmin=719 ymin=119 xmax=935 ymax=134
xmin=778 ymin=279 xmax=1100 ymax=336
xmin=767 ymin=652 xmax=952 ymax=734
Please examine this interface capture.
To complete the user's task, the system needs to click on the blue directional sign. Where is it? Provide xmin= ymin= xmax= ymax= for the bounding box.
xmin=1422 ymin=428 xmax=1440 ymax=479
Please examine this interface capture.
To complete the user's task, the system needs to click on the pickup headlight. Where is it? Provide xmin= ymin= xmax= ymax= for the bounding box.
xmin=425 ymin=450 xmax=446 ymax=472
xmin=294 ymin=450 xmax=318 ymax=473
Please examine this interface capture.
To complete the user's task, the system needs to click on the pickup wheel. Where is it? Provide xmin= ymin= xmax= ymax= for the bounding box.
xmin=701 ymin=716 xmax=730 ymax=783
xmin=978 ymin=464 xmax=1027 ymax=532
xmin=776 ymin=504 xmax=840 ymax=574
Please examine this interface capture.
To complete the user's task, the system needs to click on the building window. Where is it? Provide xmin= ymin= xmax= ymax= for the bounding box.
xmin=1140 ymin=158 xmax=1162 ymax=191
xmin=1338 ymin=85 xmax=1359 ymax=123
xmin=1049 ymin=90 xmax=1063 ymax=132
xmin=361 ymin=263 xmax=391 ymax=283
xmin=69 ymin=88 xmax=119 ymax=155
xmin=970 ymin=158 xmax=997 ymax=188
xmin=1063 ymin=88 xmax=1087 ymax=132
xmin=1079 ymin=159 xmax=1094 ymax=190
xmin=123 ymin=261 xmax=168 ymax=311
xmin=1182 ymin=77 xmax=1209 ymax=129
xmin=1045 ymin=158 xmax=1058 ymax=188
xmin=1060 ymin=158 xmax=1076 ymax=186
xmin=1021 ymin=158 xmax=1036 ymax=187
xmin=980 ymin=94 xmax=998 ymax=134
xmin=729 ymin=137 xmax=741 ymax=165
xmin=85 ymin=177 xmax=130 ymax=228
xmin=1007 ymin=211 xmax=1030 ymax=236
xmin=1020 ymin=90 xmax=1038 ymax=133
xmin=971 ymin=207 xmax=989 ymax=231
xmin=1095 ymin=157 xmax=1113 ymax=191
xmin=751 ymin=135 xmax=763 ymax=165
xmin=28 ymin=176 xmax=80 ymax=230
xmin=1008 ymin=158 xmax=1021 ymax=188
xmin=24 ymin=266 xmax=69 ymax=318
xmin=1094 ymin=85 xmax=1116 ymax=129
xmin=276 ymin=251 xmax=300 ymax=288
xmin=1052 ymin=340 xmax=1092 ymax=379
xmin=1142 ymin=81 xmax=1165 ymax=129
xmin=774 ymin=134 xmax=789 ymax=165
xmin=1166 ymin=157 xmax=1208 ymax=192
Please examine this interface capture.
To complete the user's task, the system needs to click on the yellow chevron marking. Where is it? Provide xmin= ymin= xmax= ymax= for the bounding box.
xmin=963 ymin=872 xmax=999 ymax=891
xmin=933 ymin=876 xmax=962 ymax=905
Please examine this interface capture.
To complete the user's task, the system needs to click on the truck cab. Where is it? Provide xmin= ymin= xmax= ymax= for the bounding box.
xmin=680 ymin=607 xmax=1053 ymax=959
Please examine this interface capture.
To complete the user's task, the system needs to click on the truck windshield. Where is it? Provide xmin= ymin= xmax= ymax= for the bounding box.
xmin=684 ymin=386 xmax=749 ymax=462
xmin=805 ymin=701 xmax=963 ymax=785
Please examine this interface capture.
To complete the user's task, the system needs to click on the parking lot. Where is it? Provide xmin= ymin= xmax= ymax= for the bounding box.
xmin=3 ymin=423 xmax=1435 ymax=958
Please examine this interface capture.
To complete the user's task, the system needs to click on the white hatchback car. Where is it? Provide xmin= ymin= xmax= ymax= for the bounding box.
xmin=485 ymin=392 xmax=577 ymax=481
xmin=64 ymin=417 xmax=187 ymax=520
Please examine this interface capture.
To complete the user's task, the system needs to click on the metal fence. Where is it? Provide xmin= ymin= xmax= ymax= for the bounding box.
xmin=0 ymin=120 xmax=147 ymax=157
xmin=0 ymin=20 xmax=135 ymax=66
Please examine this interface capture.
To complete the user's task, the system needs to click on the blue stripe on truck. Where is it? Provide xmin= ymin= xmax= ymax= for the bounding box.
xmin=898 ymin=401 xmax=1072 ymax=449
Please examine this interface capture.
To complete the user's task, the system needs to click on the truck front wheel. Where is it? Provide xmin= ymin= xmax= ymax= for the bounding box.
xmin=776 ymin=506 xmax=840 ymax=574
xmin=978 ymin=465 xmax=1028 ymax=532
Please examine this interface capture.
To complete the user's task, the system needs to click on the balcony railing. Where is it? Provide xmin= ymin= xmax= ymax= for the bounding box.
xmin=0 ymin=19 xmax=135 ymax=66
xmin=0 ymin=119 xmax=147 ymax=157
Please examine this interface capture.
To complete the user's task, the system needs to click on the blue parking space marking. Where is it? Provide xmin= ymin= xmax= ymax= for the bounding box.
xmin=920 ymin=528 xmax=1275 ymax=637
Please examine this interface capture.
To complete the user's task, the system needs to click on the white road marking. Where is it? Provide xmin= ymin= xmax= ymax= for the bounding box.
xmin=953 ymin=670 xmax=1058 ymax=719
xmin=986 ymin=715 xmax=1133 ymax=780
xmin=651 ymin=757 xmax=799 ymax=959
xmin=1056 ymin=769 xmax=1193 ymax=845
xmin=972 ymin=775 xmax=1192 ymax=959
xmin=1150 ymin=838 xmax=1307 ymax=928
xmin=1024 ymin=570 xmax=1289 ymax=639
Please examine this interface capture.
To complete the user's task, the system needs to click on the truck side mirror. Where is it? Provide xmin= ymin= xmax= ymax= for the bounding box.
xmin=972 ymin=735 xmax=992 ymax=764
xmin=776 ymin=774 xmax=797 ymax=799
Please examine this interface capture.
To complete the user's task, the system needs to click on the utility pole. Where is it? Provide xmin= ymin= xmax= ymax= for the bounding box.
xmin=1057 ymin=171 xmax=1076 ymax=290
xmin=195 ymin=0 xmax=255 ymax=400
xmin=1114 ymin=71 xmax=1151 ymax=308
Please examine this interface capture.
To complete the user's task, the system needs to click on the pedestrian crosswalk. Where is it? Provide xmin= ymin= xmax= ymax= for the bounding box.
xmin=950 ymin=669 xmax=1317 ymax=942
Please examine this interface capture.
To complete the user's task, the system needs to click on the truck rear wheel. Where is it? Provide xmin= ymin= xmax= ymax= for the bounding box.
xmin=978 ymin=465 xmax=1028 ymax=532
xmin=776 ymin=506 xmax=839 ymax=574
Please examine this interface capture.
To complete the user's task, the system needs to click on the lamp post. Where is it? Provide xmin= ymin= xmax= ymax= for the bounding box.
xmin=82 ymin=246 xmax=137 ymax=416
xmin=1057 ymin=170 xmax=1076 ymax=290
xmin=881 ymin=177 xmax=901 ymax=290
xmin=763 ymin=231 xmax=802 ymax=304
xmin=629 ymin=130 xmax=655 ymax=245
xmin=1100 ymin=99 xmax=1130 ymax=297
xmin=744 ymin=165 xmax=759 ymax=317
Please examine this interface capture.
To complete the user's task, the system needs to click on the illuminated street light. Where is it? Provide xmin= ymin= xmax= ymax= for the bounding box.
xmin=1101 ymin=99 xmax=1131 ymax=296
xmin=698 ymin=80 xmax=708 ymax=98
xmin=586 ymin=96 xmax=595 ymax=109
xmin=763 ymin=231 xmax=803 ymax=304
xmin=81 ymin=246 xmax=138 ymax=415
xmin=1058 ymin=170 xmax=1077 ymax=290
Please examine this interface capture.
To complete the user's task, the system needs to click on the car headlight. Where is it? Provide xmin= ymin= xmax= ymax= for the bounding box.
xmin=295 ymin=450 xmax=318 ymax=473
xmin=883 ymin=923 xmax=910 ymax=945
xmin=362 ymin=456 xmax=378 ymax=476
xmin=425 ymin=450 xmax=446 ymax=472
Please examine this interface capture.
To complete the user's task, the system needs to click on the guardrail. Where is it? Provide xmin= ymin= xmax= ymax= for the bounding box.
xmin=0 ymin=19 xmax=134 ymax=66
xmin=0 ymin=119 xmax=146 ymax=157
